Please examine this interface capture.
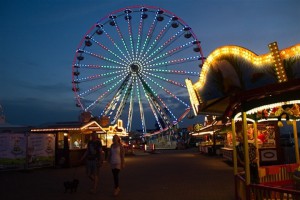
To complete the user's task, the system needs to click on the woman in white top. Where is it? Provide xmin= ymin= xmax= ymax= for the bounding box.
xmin=108 ymin=134 xmax=125 ymax=196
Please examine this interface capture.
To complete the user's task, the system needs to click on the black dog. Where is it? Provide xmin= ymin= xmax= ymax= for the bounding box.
xmin=64 ymin=179 xmax=79 ymax=193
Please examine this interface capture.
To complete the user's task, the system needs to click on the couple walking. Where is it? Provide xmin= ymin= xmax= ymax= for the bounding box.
xmin=81 ymin=132 xmax=125 ymax=196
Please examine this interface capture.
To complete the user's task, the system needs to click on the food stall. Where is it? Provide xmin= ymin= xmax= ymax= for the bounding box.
xmin=31 ymin=119 xmax=128 ymax=167
xmin=186 ymin=42 xmax=300 ymax=199
xmin=191 ymin=119 xmax=225 ymax=155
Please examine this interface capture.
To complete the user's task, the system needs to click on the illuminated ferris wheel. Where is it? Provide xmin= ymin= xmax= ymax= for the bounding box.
xmin=72 ymin=5 xmax=205 ymax=133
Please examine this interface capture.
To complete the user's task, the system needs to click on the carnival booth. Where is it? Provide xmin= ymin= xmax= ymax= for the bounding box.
xmin=106 ymin=119 xmax=131 ymax=154
xmin=186 ymin=42 xmax=300 ymax=199
xmin=221 ymin=121 xmax=282 ymax=166
xmin=191 ymin=117 xmax=226 ymax=155
xmin=31 ymin=118 xmax=128 ymax=168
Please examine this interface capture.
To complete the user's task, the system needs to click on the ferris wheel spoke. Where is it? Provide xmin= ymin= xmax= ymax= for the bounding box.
xmin=101 ymin=75 xmax=131 ymax=116
xmin=137 ymin=9 xmax=160 ymax=60
xmin=90 ymin=37 xmax=130 ymax=64
xmin=78 ymin=49 xmax=127 ymax=66
xmin=141 ymin=74 xmax=178 ymax=122
xmin=139 ymin=74 xmax=177 ymax=121
xmin=78 ymin=73 xmax=128 ymax=103
xmin=143 ymin=71 xmax=186 ymax=88
xmin=125 ymin=10 xmax=135 ymax=60
xmin=78 ymin=82 xmax=108 ymax=98
xmin=101 ymin=88 xmax=121 ymax=116
xmin=148 ymin=98 xmax=163 ymax=130
xmin=148 ymin=93 xmax=172 ymax=130
xmin=75 ymin=70 xmax=124 ymax=83
xmin=109 ymin=16 xmax=133 ymax=61
xmin=74 ymin=64 xmax=126 ymax=70
xmin=98 ymin=25 xmax=131 ymax=63
xmin=145 ymin=68 xmax=199 ymax=77
xmin=140 ymin=18 xmax=173 ymax=61
xmin=134 ymin=77 xmax=147 ymax=133
xmin=142 ymin=74 xmax=190 ymax=108
xmin=139 ymin=76 xmax=173 ymax=129
xmin=111 ymin=80 xmax=133 ymax=124
xmin=156 ymin=94 xmax=177 ymax=121
xmin=143 ymin=28 xmax=184 ymax=62
xmin=148 ymin=56 xmax=201 ymax=68
xmin=146 ymin=40 xmax=195 ymax=64
xmin=85 ymin=73 xmax=128 ymax=111
xmin=138 ymin=78 xmax=163 ymax=130
xmin=126 ymin=82 xmax=135 ymax=132
xmin=135 ymin=8 xmax=147 ymax=59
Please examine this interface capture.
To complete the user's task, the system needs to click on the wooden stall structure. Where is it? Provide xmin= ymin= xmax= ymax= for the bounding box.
xmin=31 ymin=119 xmax=128 ymax=168
xmin=190 ymin=118 xmax=225 ymax=155
xmin=186 ymin=42 xmax=300 ymax=199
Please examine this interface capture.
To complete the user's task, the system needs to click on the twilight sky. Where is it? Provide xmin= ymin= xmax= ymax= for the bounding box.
xmin=1 ymin=0 xmax=299 ymax=130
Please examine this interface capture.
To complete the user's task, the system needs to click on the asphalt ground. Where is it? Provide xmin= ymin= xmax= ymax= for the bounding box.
xmin=0 ymin=148 xmax=235 ymax=200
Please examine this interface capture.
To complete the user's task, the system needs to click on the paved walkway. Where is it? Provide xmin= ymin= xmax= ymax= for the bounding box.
xmin=0 ymin=148 xmax=235 ymax=200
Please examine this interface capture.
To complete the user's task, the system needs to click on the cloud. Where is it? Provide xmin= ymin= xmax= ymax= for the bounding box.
xmin=2 ymin=96 xmax=78 ymax=126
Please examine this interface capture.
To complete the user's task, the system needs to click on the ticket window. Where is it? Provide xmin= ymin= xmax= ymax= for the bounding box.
xmin=70 ymin=133 xmax=83 ymax=149
xmin=57 ymin=132 xmax=85 ymax=150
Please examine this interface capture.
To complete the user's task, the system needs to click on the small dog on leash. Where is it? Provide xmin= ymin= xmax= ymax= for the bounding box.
xmin=64 ymin=179 xmax=79 ymax=193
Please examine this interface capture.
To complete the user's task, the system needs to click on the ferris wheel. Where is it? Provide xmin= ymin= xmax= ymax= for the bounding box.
xmin=72 ymin=5 xmax=205 ymax=133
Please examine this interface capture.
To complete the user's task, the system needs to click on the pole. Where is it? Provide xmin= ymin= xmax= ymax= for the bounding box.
xmin=242 ymin=112 xmax=250 ymax=185
xmin=253 ymin=122 xmax=259 ymax=167
xmin=232 ymin=119 xmax=238 ymax=175
xmin=293 ymin=120 xmax=299 ymax=164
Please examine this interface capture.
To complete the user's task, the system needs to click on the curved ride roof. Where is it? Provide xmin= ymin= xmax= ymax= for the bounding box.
xmin=186 ymin=42 xmax=300 ymax=121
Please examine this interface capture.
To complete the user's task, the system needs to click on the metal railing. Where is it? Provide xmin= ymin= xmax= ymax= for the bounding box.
xmin=235 ymin=174 xmax=300 ymax=200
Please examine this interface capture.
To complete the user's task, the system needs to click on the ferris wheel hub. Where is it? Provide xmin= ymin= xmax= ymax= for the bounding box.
xmin=129 ymin=63 xmax=141 ymax=74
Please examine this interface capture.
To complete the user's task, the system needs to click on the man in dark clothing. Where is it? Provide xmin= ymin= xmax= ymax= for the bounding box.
xmin=80 ymin=132 xmax=102 ymax=193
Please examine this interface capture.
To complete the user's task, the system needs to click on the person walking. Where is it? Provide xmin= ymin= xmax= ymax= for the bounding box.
xmin=108 ymin=134 xmax=125 ymax=196
xmin=80 ymin=132 xmax=103 ymax=194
